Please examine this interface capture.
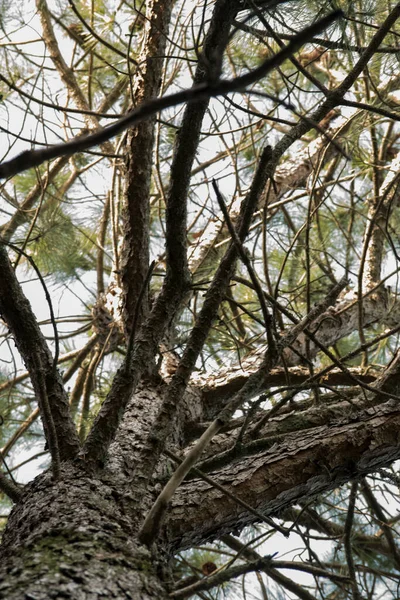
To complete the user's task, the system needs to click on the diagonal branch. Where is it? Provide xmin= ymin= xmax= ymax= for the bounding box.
xmin=186 ymin=0 xmax=400 ymax=282
xmin=0 ymin=244 xmax=80 ymax=460
xmin=139 ymin=147 xmax=275 ymax=544
xmin=0 ymin=471 xmax=22 ymax=503
xmin=36 ymin=0 xmax=115 ymax=155
xmin=138 ymin=276 xmax=348 ymax=544
xmin=163 ymin=0 xmax=241 ymax=294
xmin=0 ymin=10 xmax=343 ymax=180
xmin=167 ymin=396 xmax=400 ymax=554
xmin=0 ymin=76 xmax=128 ymax=243
xmin=81 ymin=4 xmax=341 ymax=466
xmin=212 ymin=179 xmax=276 ymax=355
xmin=170 ymin=554 xmax=327 ymax=600
xmin=360 ymin=478 xmax=400 ymax=569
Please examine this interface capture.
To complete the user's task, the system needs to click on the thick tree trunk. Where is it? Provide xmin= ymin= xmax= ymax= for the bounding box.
xmin=1 ymin=373 xmax=400 ymax=597
xmin=0 ymin=463 xmax=169 ymax=600
xmin=0 ymin=381 xmax=203 ymax=599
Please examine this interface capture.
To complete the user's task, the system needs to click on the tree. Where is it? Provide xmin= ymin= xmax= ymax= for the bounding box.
xmin=1 ymin=0 xmax=400 ymax=597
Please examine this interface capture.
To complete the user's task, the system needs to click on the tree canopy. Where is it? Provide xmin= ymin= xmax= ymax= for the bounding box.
xmin=1 ymin=0 xmax=400 ymax=598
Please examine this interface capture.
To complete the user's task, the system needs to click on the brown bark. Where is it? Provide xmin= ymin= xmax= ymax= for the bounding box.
xmin=2 ymin=4 xmax=400 ymax=599
xmin=0 ymin=244 xmax=80 ymax=460
xmin=119 ymin=0 xmax=174 ymax=335
xmin=167 ymin=398 xmax=400 ymax=553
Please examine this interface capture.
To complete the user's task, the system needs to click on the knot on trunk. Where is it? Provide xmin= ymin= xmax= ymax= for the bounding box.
xmin=92 ymin=284 xmax=125 ymax=351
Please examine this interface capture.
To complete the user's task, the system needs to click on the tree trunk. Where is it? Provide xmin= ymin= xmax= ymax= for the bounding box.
xmin=3 ymin=2 xmax=400 ymax=598
xmin=0 ymin=462 xmax=169 ymax=600
xmin=2 ymin=385 xmax=400 ymax=598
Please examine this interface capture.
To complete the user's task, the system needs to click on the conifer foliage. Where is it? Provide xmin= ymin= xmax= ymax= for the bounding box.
xmin=1 ymin=1 xmax=400 ymax=598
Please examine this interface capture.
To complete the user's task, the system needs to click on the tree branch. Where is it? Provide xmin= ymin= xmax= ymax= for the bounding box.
xmin=0 ymin=244 xmax=80 ymax=460
xmin=0 ymin=471 xmax=22 ymax=503
xmin=167 ymin=398 xmax=400 ymax=553
xmin=139 ymin=146 xmax=273 ymax=545
xmin=0 ymin=10 xmax=343 ymax=180
xmin=119 ymin=0 xmax=174 ymax=335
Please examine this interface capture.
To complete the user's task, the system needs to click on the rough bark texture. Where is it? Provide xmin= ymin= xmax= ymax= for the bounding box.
xmin=0 ymin=245 xmax=80 ymax=460
xmin=2 ymin=2 xmax=400 ymax=598
xmin=120 ymin=0 xmax=174 ymax=335
xmin=167 ymin=398 xmax=400 ymax=552
xmin=2 ymin=387 xmax=400 ymax=598
xmin=0 ymin=463 xmax=169 ymax=600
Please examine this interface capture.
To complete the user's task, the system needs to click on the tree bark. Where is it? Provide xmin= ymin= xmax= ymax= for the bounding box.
xmin=0 ymin=462 xmax=169 ymax=600
xmin=167 ymin=398 xmax=400 ymax=553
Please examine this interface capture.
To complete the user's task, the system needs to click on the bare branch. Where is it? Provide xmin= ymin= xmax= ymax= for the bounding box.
xmin=0 ymin=244 xmax=80 ymax=460
xmin=0 ymin=10 xmax=343 ymax=180
xmin=139 ymin=146 xmax=273 ymax=545
xmin=0 ymin=471 xmax=22 ymax=503
xmin=119 ymin=0 xmax=174 ymax=334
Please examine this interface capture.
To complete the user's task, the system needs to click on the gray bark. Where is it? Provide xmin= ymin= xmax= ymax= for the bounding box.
xmin=167 ymin=398 xmax=400 ymax=553
xmin=0 ymin=463 xmax=169 ymax=600
xmin=1 ymin=369 xmax=400 ymax=597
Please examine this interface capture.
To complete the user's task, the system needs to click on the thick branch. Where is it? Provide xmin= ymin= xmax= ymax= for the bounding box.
xmin=120 ymin=0 xmax=174 ymax=335
xmin=0 ymin=471 xmax=22 ymax=503
xmin=0 ymin=244 xmax=80 ymax=460
xmin=163 ymin=0 xmax=240 ymax=291
xmin=197 ymin=289 xmax=400 ymax=411
xmin=165 ymin=349 xmax=400 ymax=551
xmin=139 ymin=146 xmax=273 ymax=544
xmin=167 ymin=398 xmax=400 ymax=552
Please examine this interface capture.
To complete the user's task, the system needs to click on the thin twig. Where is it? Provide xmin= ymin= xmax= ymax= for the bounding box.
xmin=344 ymin=481 xmax=361 ymax=600
xmin=0 ymin=11 xmax=343 ymax=179
xmin=212 ymin=179 xmax=277 ymax=358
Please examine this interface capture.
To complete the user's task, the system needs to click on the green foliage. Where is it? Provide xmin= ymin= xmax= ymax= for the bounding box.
xmin=2 ymin=0 xmax=400 ymax=597
xmin=24 ymin=206 xmax=94 ymax=280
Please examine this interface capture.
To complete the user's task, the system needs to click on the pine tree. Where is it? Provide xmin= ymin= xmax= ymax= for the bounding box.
xmin=0 ymin=1 xmax=400 ymax=597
